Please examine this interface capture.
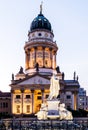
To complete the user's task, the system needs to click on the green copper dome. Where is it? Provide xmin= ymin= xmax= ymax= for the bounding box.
xmin=30 ymin=13 xmax=52 ymax=32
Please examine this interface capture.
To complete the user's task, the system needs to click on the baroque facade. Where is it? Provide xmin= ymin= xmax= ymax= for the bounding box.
xmin=9 ymin=7 xmax=80 ymax=116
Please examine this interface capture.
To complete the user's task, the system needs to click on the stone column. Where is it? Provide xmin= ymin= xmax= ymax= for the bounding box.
xmin=31 ymin=89 xmax=34 ymax=114
xmin=11 ymin=89 xmax=14 ymax=115
xmin=28 ymin=49 xmax=30 ymax=68
xmin=74 ymin=91 xmax=77 ymax=110
xmin=34 ymin=47 xmax=37 ymax=64
xmin=21 ymin=88 xmax=24 ymax=115
xmin=53 ymin=51 xmax=56 ymax=69
xmin=52 ymin=51 xmax=55 ymax=69
xmin=41 ymin=89 xmax=44 ymax=103
xmin=55 ymin=52 xmax=56 ymax=68
xmin=25 ymin=51 xmax=29 ymax=69
xmin=43 ymin=47 xmax=45 ymax=67
xmin=50 ymin=48 xmax=52 ymax=68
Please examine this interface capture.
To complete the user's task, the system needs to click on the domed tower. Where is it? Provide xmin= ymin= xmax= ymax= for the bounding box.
xmin=24 ymin=5 xmax=58 ymax=76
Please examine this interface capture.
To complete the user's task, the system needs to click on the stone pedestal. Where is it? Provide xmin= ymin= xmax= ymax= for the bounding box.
xmin=47 ymin=100 xmax=60 ymax=119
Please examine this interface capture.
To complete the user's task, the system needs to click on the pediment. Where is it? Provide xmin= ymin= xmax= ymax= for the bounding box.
xmin=18 ymin=75 xmax=50 ymax=85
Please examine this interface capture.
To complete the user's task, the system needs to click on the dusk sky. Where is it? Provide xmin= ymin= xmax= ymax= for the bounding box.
xmin=0 ymin=0 xmax=88 ymax=94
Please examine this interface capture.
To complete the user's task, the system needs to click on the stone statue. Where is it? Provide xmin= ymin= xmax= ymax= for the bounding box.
xmin=48 ymin=74 xmax=60 ymax=100
xmin=35 ymin=103 xmax=48 ymax=120
xmin=56 ymin=66 xmax=60 ymax=73
xmin=36 ymin=73 xmax=73 ymax=120
xmin=35 ymin=62 xmax=39 ymax=72
xmin=12 ymin=73 xmax=14 ymax=80
xmin=58 ymin=103 xmax=73 ymax=120
xmin=36 ymin=102 xmax=73 ymax=120
xmin=19 ymin=66 xmax=23 ymax=74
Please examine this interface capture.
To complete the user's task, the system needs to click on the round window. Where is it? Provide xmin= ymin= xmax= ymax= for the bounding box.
xmin=38 ymin=33 xmax=42 ymax=36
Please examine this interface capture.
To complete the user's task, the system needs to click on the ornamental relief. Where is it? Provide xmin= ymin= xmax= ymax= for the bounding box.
xmin=33 ymin=77 xmax=49 ymax=84
xmin=14 ymin=99 xmax=21 ymax=104
xmin=37 ymin=51 xmax=43 ymax=58
xmin=45 ymin=51 xmax=50 ymax=58
xmin=45 ymin=32 xmax=48 ymax=37
xmin=32 ymin=33 xmax=35 ymax=37
xmin=18 ymin=76 xmax=50 ymax=85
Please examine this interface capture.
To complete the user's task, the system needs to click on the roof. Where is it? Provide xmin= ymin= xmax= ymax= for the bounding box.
xmin=64 ymin=80 xmax=80 ymax=86
xmin=10 ymin=72 xmax=50 ymax=85
xmin=30 ymin=13 xmax=52 ymax=32
xmin=0 ymin=91 xmax=11 ymax=97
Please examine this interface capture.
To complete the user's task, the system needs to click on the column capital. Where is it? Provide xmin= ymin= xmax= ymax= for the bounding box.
xmin=49 ymin=48 xmax=52 ymax=51
xmin=31 ymin=89 xmax=34 ymax=93
xmin=72 ymin=91 xmax=78 ymax=94
xmin=53 ymin=51 xmax=56 ymax=55
xmin=25 ymin=49 xmax=30 ymax=54
xmin=21 ymin=88 xmax=24 ymax=93
xmin=11 ymin=89 xmax=15 ymax=93
xmin=34 ymin=47 xmax=37 ymax=50
xmin=43 ymin=47 xmax=46 ymax=50
xmin=41 ymin=89 xmax=44 ymax=93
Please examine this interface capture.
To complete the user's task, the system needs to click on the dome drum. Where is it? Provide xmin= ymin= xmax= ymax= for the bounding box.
xmin=28 ymin=30 xmax=54 ymax=42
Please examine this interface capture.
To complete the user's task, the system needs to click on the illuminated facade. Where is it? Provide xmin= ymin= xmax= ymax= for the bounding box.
xmin=10 ymin=7 xmax=80 ymax=116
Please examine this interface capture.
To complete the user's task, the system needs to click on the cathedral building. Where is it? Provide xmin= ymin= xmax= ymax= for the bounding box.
xmin=10 ymin=6 xmax=80 ymax=116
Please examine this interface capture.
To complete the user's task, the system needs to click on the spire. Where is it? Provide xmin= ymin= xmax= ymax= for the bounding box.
xmin=40 ymin=1 xmax=43 ymax=14
xmin=73 ymin=71 xmax=76 ymax=80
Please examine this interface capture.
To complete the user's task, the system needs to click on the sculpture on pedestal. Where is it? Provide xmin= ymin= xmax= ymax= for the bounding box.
xmin=48 ymin=74 xmax=60 ymax=100
xmin=36 ymin=74 xmax=73 ymax=120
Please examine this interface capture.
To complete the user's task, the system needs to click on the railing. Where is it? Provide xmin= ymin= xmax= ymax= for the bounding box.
xmin=0 ymin=118 xmax=88 ymax=130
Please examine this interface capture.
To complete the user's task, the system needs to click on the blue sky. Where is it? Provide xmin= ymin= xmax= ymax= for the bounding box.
xmin=0 ymin=0 xmax=88 ymax=94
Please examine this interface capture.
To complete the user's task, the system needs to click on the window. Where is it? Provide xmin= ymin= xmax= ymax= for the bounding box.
xmin=26 ymin=105 xmax=30 ymax=113
xmin=26 ymin=95 xmax=30 ymax=99
xmin=0 ymin=103 xmax=2 ymax=108
xmin=38 ymin=33 xmax=42 ymax=36
xmin=0 ymin=102 xmax=8 ymax=108
xmin=46 ymin=95 xmax=49 ymax=98
xmin=16 ymin=105 xmax=20 ymax=113
xmin=82 ymin=102 xmax=84 ymax=106
xmin=16 ymin=95 xmax=20 ymax=99
xmin=45 ymin=60 xmax=48 ymax=65
xmin=66 ymin=95 xmax=71 ymax=99
xmin=6 ymin=103 xmax=8 ymax=108
xmin=37 ymin=51 xmax=43 ymax=58
xmin=38 ymin=92 xmax=41 ymax=94
xmin=38 ymin=21 xmax=42 ymax=28
xmin=3 ymin=102 xmax=5 ymax=108
xmin=44 ymin=22 xmax=47 ymax=28
xmin=37 ymin=96 xmax=42 ymax=100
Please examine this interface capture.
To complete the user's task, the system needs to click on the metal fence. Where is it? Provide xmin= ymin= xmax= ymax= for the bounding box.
xmin=0 ymin=118 xmax=88 ymax=130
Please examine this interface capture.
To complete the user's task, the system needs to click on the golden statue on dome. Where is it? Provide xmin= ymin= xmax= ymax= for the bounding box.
xmin=40 ymin=1 xmax=43 ymax=14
